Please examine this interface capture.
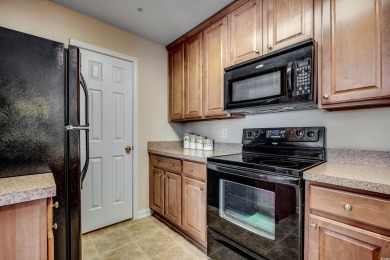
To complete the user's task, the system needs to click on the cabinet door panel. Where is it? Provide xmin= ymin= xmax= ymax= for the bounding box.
xmin=307 ymin=214 xmax=390 ymax=260
xmin=203 ymin=17 xmax=229 ymax=117
xmin=182 ymin=177 xmax=206 ymax=245
xmin=150 ymin=167 xmax=164 ymax=214
xmin=169 ymin=44 xmax=184 ymax=120
xmin=164 ymin=172 xmax=181 ymax=226
xmin=185 ymin=34 xmax=202 ymax=119
xmin=229 ymin=0 xmax=262 ymax=65
xmin=264 ymin=0 xmax=313 ymax=52
xmin=319 ymin=0 xmax=390 ymax=105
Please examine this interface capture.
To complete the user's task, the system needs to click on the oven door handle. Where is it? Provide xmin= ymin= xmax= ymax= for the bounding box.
xmin=207 ymin=162 xmax=301 ymax=186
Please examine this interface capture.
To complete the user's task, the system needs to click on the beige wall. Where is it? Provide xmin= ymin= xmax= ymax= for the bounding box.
xmin=0 ymin=0 xmax=183 ymax=214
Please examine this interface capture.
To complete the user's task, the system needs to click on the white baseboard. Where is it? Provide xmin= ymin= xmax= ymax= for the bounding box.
xmin=136 ymin=208 xmax=152 ymax=219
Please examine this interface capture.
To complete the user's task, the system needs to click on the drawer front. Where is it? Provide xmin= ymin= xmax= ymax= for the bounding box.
xmin=151 ymin=155 xmax=181 ymax=173
xmin=182 ymin=161 xmax=206 ymax=181
xmin=309 ymin=185 xmax=390 ymax=230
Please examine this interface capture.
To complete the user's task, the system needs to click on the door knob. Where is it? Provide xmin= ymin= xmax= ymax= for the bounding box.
xmin=125 ymin=146 xmax=132 ymax=153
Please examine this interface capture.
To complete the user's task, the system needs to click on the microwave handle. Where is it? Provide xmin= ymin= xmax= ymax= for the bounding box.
xmin=287 ymin=62 xmax=294 ymax=96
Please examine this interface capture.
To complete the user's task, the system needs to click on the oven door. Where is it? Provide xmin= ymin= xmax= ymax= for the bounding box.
xmin=207 ymin=162 xmax=303 ymax=260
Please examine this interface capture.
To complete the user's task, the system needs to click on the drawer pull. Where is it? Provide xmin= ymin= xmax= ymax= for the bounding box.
xmin=200 ymin=187 xmax=205 ymax=191
xmin=343 ymin=204 xmax=352 ymax=211
xmin=158 ymin=173 xmax=163 ymax=177
xmin=190 ymin=168 xmax=194 ymax=172
xmin=170 ymin=163 xmax=174 ymax=167
xmin=53 ymin=201 xmax=59 ymax=209
xmin=310 ymin=223 xmax=317 ymax=229
xmin=52 ymin=223 xmax=58 ymax=230
xmin=154 ymin=160 xmax=159 ymax=164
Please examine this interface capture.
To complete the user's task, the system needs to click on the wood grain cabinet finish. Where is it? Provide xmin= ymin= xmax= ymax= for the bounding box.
xmin=164 ymin=171 xmax=182 ymax=226
xmin=182 ymin=176 xmax=207 ymax=247
xmin=0 ymin=198 xmax=54 ymax=260
xmin=305 ymin=182 xmax=390 ymax=260
xmin=184 ymin=33 xmax=203 ymax=119
xmin=307 ymin=214 xmax=390 ymax=260
xmin=169 ymin=44 xmax=185 ymax=121
xmin=228 ymin=0 xmax=263 ymax=65
xmin=263 ymin=0 xmax=313 ymax=53
xmin=316 ymin=0 xmax=390 ymax=109
xmin=150 ymin=167 xmax=165 ymax=215
xmin=203 ymin=16 xmax=229 ymax=118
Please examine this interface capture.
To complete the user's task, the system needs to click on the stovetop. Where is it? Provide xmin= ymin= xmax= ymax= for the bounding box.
xmin=207 ymin=127 xmax=326 ymax=177
xmin=207 ymin=152 xmax=324 ymax=177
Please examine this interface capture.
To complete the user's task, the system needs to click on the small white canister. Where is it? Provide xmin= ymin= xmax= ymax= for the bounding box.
xmin=203 ymin=138 xmax=214 ymax=151
xmin=183 ymin=132 xmax=192 ymax=149
xmin=196 ymin=136 xmax=205 ymax=150
xmin=189 ymin=134 xmax=198 ymax=149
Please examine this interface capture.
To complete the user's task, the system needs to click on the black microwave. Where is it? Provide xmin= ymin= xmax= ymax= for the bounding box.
xmin=224 ymin=39 xmax=317 ymax=114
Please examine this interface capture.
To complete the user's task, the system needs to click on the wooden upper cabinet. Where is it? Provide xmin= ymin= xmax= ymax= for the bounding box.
xmin=184 ymin=34 xmax=203 ymax=119
xmin=317 ymin=0 xmax=390 ymax=108
xmin=263 ymin=0 xmax=313 ymax=53
xmin=203 ymin=16 xmax=229 ymax=117
xmin=169 ymin=44 xmax=184 ymax=121
xmin=229 ymin=0 xmax=263 ymax=65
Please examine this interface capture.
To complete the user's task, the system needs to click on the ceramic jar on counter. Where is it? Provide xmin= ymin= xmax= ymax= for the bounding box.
xmin=196 ymin=136 xmax=205 ymax=150
xmin=183 ymin=132 xmax=192 ymax=149
xmin=189 ymin=134 xmax=198 ymax=149
xmin=203 ymin=139 xmax=214 ymax=151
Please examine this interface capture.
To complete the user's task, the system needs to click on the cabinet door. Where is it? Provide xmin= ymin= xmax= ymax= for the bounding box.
xmin=229 ymin=0 xmax=262 ymax=65
xmin=203 ymin=16 xmax=229 ymax=117
xmin=182 ymin=176 xmax=207 ymax=245
xmin=307 ymin=214 xmax=390 ymax=260
xmin=318 ymin=0 xmax=390 ymax=107
xmin=184 ymin=33 xmax=202 ymax=119
xmin=169 ymin=44 xmax=184 ymax=121
xmin=263 ymin=0 xmax=313 ymax=53
xmin=150 ymin=167 xmax=164 ymax=215
xmin=164 ymin=171 xmax=181 ymax=226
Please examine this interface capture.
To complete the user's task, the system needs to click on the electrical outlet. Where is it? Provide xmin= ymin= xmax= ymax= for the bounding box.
xmin=222 ymin=129 xmax=228 ymax=138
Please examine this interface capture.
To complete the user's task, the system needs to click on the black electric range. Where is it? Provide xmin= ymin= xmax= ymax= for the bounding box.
xmin=207 ymin=127 xmax=326 ymax=260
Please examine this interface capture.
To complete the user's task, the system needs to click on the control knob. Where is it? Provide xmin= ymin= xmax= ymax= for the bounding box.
xmin=307 ymin=131 xmax=315 ymax=138
xmin=295 ymin=129 xmax=304 ymax=138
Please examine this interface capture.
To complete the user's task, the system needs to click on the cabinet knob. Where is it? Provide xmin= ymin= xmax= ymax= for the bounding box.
xmin=323 ymin=94 xmax=329 ymax=99
xmin=170 ymin=163 xmax=174 ymax=167
xmin=158 ymin=173 xmax=163 ymax=177
xmin=310 ymin=223 xmax=317 ymax=229
xmin=267 ymin=44 xmax=272 ymax=50
xmin=190 ymin=168 xmax=194 ymax=172
xmin=343 ymin=204 xmax=352 ymax=211
xmin=200 ymin=187 xmax=205 ymax=191
xmin=155 ymin=160 xmax=159 ymax=164
xmin=53 ymin=201 xmax=59 ymax=209
xmin=255 ymin=49 xmax=260 ymax=54
xmin=52 ymin=223 xmax=58 ymax=230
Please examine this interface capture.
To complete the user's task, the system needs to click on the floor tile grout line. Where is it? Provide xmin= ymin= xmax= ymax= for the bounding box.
xmin=121 ymin=221 xmax=152 ymax=259
xmin=88 ymin=234 xmax=103 ymax=259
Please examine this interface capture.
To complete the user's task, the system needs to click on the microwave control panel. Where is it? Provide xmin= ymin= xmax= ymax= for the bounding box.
xmin=294 ymin=58 xmax=312 ymax=96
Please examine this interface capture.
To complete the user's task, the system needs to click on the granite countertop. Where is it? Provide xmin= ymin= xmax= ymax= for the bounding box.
xmin=0 ymin=172 xmax=56 ymax=206
xmin=304 ymin=162 xmax=390 ymax=195
xmin=148 ymin=141 xmax=241 ymax=163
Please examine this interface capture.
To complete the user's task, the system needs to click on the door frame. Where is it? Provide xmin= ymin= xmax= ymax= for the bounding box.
xmin=69 ymin=39 xmax=139 ymax=219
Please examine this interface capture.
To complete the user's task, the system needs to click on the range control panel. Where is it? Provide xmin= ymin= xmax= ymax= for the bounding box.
xmin=244 ymin=127 xmax=323 ymax=142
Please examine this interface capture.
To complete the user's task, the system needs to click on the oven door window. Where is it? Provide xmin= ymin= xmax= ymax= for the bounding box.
xmin=219 ymin=179 xmax=276 ymax=240
xmin=231 ymin=71 xmax=281 ymax=102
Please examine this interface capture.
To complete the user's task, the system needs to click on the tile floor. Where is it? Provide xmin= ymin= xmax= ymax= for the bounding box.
xmin=82 ymin=215 xmax=207 ymax=260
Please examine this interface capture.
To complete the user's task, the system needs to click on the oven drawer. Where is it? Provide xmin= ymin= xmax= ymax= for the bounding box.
xmin=183 ymin=161 xmax=206 ymax=181
xmin=309 ymin=185 xmax=390 ymax=230
xmin=150 ymin=155 xmax=181 ymax=173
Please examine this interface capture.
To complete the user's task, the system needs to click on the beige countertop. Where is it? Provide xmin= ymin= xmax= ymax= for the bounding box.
xmin=148 ymin=147 xmax=240 ymax=163
xmin=0 ymin=172 xmax=56 ymax=206
xmin=304 ymin=162 xmax=390 ymax=195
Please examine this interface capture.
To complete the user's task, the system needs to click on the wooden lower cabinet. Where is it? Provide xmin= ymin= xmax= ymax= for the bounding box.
xmin=164 ymin=171 xmax=182 ymax=226
xmin=307 ymin=214 xmax=390 ymax=260
xmin=182 ymin=176 xmax=207 ymax=247
xmin=149 ymin=154 xmax=207 ymax=249
xmin=0 ymin=198 xmax=54 ymax=260
xmin=305 ymin=181 xmax=390 ymax=260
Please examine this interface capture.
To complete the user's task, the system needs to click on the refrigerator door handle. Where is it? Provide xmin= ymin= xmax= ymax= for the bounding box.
xmin=65 ymin=73 xmax=90 ymax=188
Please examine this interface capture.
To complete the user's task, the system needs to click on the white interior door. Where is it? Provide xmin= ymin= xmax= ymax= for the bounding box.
xmin=80 ymin=48 xmax=133 ymax=233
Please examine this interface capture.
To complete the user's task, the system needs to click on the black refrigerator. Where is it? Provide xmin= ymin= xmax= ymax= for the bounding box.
xmin=0 ymin=27 xmax=89 ymax=260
